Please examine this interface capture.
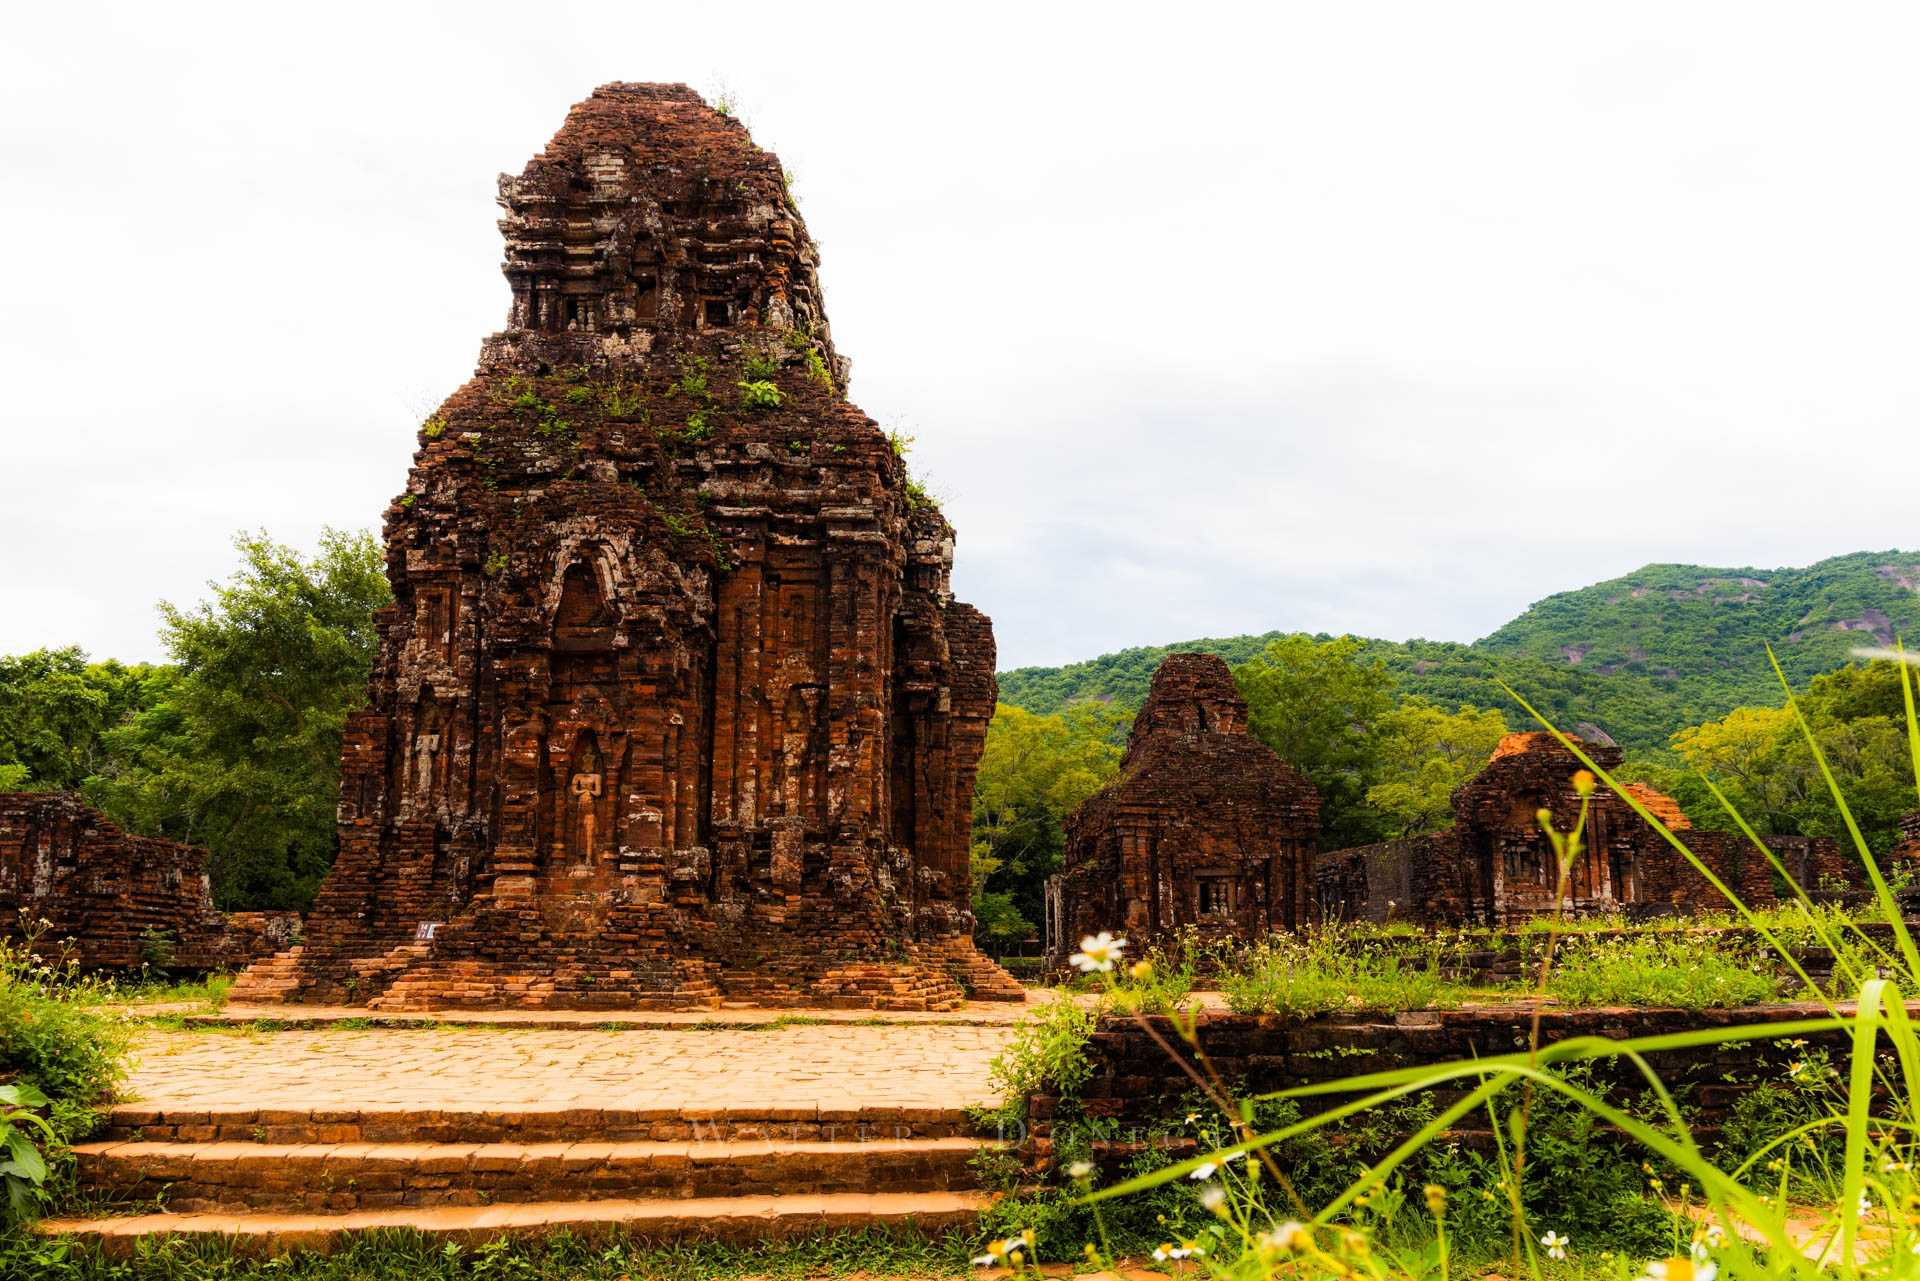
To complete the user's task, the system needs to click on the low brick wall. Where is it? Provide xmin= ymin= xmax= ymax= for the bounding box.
xmin=1022 ymin=1004 xmax=1855 ymax=1170
xmin=1321 ymin=923 xmax=1906 ymax=987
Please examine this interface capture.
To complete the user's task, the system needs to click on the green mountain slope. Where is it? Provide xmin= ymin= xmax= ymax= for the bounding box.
xmin=996 ymin=551 xmax=1920 ymax=747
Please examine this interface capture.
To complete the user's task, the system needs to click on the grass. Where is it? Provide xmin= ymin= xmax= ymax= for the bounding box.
xmin=1544 ymin=933 xmax=1781 ymax=1009
xmin=1217 ymin=927 xmax=1470 ymax=1016
xmin=0 ymin=1225 xmax=977 ymax=1279
xmin=100 ymin=972 xmax=232 ymax=1009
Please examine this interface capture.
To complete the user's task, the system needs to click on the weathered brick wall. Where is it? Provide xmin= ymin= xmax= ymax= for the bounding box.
xmin=0 ymin=793 xmax=286 ymax=970
xmin=1048 ymin=655 xmax=1320 ymax=964
xmin=1314 ymin=833 xmax=1456 ymax=924
xmin=235 ymin=84 xmax=1017 ymax=1011
xmin=1021 ymin=1006 xmax=1854 ymax=1170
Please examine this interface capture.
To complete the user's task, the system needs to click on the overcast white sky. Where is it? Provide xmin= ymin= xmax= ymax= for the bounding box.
xmin=4 ymin=3 xmax=1917 ymax=670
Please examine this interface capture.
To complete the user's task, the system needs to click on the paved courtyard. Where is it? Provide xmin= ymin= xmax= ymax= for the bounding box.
xmin=120 ymin=1019 xmax=1018 ymax=1116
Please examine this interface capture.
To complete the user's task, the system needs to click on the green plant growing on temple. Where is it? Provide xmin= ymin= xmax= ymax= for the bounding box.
xmin=483 ymin=551 xmax=508 ymax=578
xmin=420 ymin=416 xmax=447 ymax=439
xmin=783 ymin=323 xmax=834 ymax=391
xmin=136 ymin=927 xmax=174 ymax=971
xmin=738 ymin=379 xmax=783 ymax=411
xmin=904 ymin=477 xmax=937 ymax=510
xmin=674 ymin=354 xmax=713 ymax=402
xmin=743 ymin=352 xmax=780 ymax=382
xmin=597 ymin=378 xmax=646 ymax=418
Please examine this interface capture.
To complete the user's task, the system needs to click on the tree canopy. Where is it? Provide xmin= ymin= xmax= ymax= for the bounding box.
xmin=968 ymin=700 xmax=1126 ymax=947
xmin=1625 ymin=660 xmax=1920 ymax=859
xmin=83 ymin=529 xmax=389 ymax=910
xmin=1233 ymin=635 xmax=1398 ymax=849
xmin=0 ymin=648 xmax=164 ymax=793
xmin=1364 ymin=699 xmax=1510 ymax=837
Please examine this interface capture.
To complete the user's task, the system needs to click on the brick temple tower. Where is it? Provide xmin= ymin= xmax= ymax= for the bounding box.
xmin=1044 ymin=654 xmax=1321 ymax=963
xmin=234 ymin=84 xmax=1020 ymax=1009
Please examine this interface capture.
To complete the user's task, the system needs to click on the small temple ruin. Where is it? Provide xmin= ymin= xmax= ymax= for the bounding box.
xmin=232 ymin=84 xmax=1019 ymax=1010
xmin=1043 ymin=654 xmax=1320 ymax=964
xmin=0 ymin=792 xmax=296 ymax=970
xmin=1315 ymin=731 xmax=1860 ymax=924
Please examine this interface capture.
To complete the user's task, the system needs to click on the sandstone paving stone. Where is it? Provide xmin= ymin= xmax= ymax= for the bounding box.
xmin=114 ymin=1021 xmax=1015 ymax=1118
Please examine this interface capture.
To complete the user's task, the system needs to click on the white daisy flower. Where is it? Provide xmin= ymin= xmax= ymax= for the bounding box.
xmin=1066 ymin=1160 xmax=1093 ymax=1180
xmin=1541 ymin=1230 xmax=1569 ymax=1260
xmin=1068 ymin=932 xmax=1126 ymax=973
xmin=1261 ymin=1221 xmax=1310 ymax=1253
xmin=1641 ymin=1256 xmax=1715 ymax=1281
xmin=972 ymin=1229 xmax=1034 ymax=1269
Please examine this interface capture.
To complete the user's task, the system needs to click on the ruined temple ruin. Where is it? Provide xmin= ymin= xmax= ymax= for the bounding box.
xmin=1316 ymin=731 xmax=1859 ymax=924
xmin=233 ymin=84 xmax=1019 ymax=1010
xmin=1043 ymin=654 xmax=1320 ymax=964
xmin=0 ymin=792 xmax=296 ymax=970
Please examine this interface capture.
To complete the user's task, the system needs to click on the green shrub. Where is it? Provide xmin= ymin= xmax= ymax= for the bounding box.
xmin=980 ymin=995 xmax=1097 ymax=1129
xmin=0 ymin=932 xmax=128 ymax=1222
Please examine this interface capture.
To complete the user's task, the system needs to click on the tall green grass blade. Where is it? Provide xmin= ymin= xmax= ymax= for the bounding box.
xmin=1899 ymin=639 xmax=1920 ymax=813
xmin=1839 ymin=978 xmax=1888 ymax=1269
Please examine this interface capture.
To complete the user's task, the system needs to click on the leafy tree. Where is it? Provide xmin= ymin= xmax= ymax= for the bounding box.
xmin=969 ymin=701 xmax=1126 ymax=948
xmin=1234 ymin=635 xmax=1396 ymax=849
xmin=0 ymin=648 xmax=163 ymax=792
xmin=1630 ymin=660 xmax=1920 ymax=857
xmin=1364 ymin=699 xmax=1509 ymax=836
xmin=86 ymin=529 xmax=388 ymax=910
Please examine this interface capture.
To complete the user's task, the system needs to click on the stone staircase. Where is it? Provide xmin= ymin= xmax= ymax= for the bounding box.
xmin=43 ymin=1101 xmax=997 ymax=1254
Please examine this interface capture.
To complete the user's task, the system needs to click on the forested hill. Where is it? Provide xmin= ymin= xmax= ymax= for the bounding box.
xmin=996 ymin=551 xmax=1920 ymax=748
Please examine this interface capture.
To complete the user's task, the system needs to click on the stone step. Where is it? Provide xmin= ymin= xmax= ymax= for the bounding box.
xmin=41 ymin=1190 xmax=992 ymax=1255
xmin=102 ymin=1103 xmax=977 ymax=1145
xmin=75 ymin=1136 xmax=990 ymax=1212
